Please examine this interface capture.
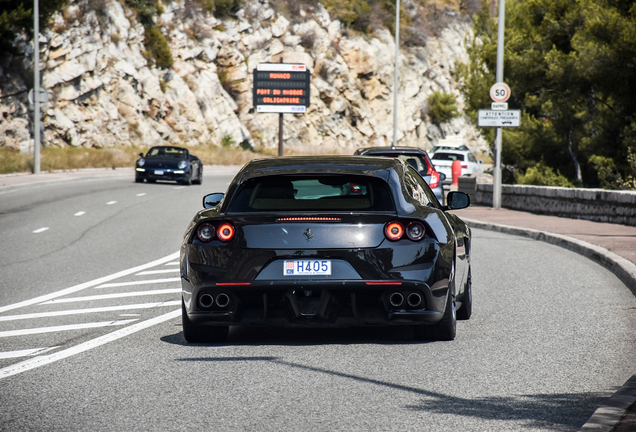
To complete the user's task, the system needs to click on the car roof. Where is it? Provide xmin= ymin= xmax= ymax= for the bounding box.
xmin=236 ymin=156 xmax=403 ymax=183
xmin=432 ymin=149 xmax=473 ymax=156
xmin=355 ymin=146 xmax=429 ymax=156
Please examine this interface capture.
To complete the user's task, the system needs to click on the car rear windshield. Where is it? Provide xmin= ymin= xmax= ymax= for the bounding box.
xmin=431 ymin=152 xmax=465 ymax=162
xmin=227 ymin=175 xmax=396 ymax=212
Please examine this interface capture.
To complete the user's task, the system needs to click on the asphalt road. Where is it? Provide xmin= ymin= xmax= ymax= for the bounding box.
xmin=1 ymin=170 xmax=635 ymax=431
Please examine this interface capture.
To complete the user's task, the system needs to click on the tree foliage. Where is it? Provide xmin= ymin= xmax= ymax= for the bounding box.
xmin=458 ymin=0 xmax=636 ymax=188
xmin=427 ymin=90 xmax=460 ymax=125
xmin=0 ymin=0 xmax=68 ymax=49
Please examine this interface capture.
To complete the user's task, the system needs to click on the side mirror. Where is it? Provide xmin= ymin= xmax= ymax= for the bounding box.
xmin=139 ymin=153 xmax=144 ymax=157
xmin=203 ymin=193 xmax=224 ymax=209
xmin=444 ymin=191 xmax=470 ymax=210
xmin=439 ymin=172 xmax=446 ymax=181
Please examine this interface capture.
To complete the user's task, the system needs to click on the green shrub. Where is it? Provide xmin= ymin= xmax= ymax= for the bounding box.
xmin=221 ymin=134 xmax=235 ymax=147
xmin=143 ymin=25 xmax=173 ymax=69
xmin=514 ymin=163 xmax=575 ymax=188
xmin=214 ymin=0 xmax=241 ymax=17
xmin=323 ymin=0 xmax=372 ymax=32
xmin=427 ymin=91 xmax=459 ymax=125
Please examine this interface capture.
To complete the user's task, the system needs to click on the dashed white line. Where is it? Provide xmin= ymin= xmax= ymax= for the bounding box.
xmin=74 ymin=211 xmax=86 ymax=216
xmin=32 ymin=227 xmax=49 ymax=233
xmin=0 ymin=319 xmax=138 ymax=338
xmin=136 ymin=193 xmax=146 ymax=197
xmin=95 ymin=277 xmax=181 ymax=289
xmin=0 ymin=301 xmax=181 ymax=322
xmin=106 ymin=201 xmax=117 ymax=205
xmin=0 ymin=347 xmax=60 ymax=360
xmin=136 ymin=269 xmax=179 ymax=276
xmin=0 ymin=309 xmax=180 ymax=379
xmin=39 ymin=289 xmax=181 ymax=305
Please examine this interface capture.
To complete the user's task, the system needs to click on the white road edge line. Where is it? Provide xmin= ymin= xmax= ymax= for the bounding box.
xmin=0 ymin=319 xmax=138 ymax=338
xmin=136 ymin=269 xmax=179 ymax=275
xmin=95 ymin=277 xmax=181 ymax=289
xmin=0 ymin=252 xmax=179 ymax=314
xmin=39 ymin=289 xmax=181 ymax=305
xmin=0 ymin=347 xmax=60 ymax=360
xmin=0 ymin=309 xmax=180 ymax=380
xmin=0 ymin=301 xmax=181 ymax=322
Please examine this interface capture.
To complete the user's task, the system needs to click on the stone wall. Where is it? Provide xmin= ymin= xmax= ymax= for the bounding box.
xmin=460 ymin=178 xmax=636 ymax=226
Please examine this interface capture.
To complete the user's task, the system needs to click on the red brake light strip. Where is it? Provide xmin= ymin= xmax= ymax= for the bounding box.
xmin=277 ymin=217 xmax=341 ymax=222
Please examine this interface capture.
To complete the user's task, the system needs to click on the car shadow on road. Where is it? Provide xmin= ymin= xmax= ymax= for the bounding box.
xmin=161 ymin=331 xmax=609 ymax=430
xmin=161 ymin=324 xmax=422 ymax=347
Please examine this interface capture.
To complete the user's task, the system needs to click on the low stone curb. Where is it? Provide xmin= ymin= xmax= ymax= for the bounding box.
xmin=463 ymin=218 xmax=636 ymax=432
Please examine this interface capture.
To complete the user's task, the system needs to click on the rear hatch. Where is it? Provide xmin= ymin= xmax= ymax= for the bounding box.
xmin=237 ymin=214 xmax=393 ymax=249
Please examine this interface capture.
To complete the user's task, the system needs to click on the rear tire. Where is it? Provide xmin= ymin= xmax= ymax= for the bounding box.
xmin=457 ymin=269 xmax=472 ymax=320
xmin=182 ymin=300 xmax=229 ymax=343
xmin=414 ymin=281 xmax=457 ymax=341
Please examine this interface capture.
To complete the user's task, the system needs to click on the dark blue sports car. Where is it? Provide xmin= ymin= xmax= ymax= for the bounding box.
xmin=180 ymin=156 xmax=472 ymax=343
xmin=135 ymin=146 xmax=202 ymax=185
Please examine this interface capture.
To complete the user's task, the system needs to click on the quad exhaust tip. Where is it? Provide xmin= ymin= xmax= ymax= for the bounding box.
xmin=389 ymin=292 xmax=404 ymax=307
xmin=407 ymin=292 xmax=422 ymax=307
xmin=199 ymin=293 xmax=214 ymax=308
xmin=216 ymin=293 xmax=230 ymax=308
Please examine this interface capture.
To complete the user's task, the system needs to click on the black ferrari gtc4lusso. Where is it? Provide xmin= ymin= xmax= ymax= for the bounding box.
xmin=180 ymin=156 xmax=472 ymax=343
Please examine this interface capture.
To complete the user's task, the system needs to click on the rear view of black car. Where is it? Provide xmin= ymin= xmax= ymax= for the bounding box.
xmin=180 ymin=156 xmax=472 ymax=343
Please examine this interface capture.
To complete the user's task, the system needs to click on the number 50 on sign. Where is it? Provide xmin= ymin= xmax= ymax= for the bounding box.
xmin=490 ymin=83 xmax=511 ymax=103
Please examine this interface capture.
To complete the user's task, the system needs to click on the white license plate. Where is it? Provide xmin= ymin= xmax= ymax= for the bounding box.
xmin=284 ymin=260 xmax=331 ymax=276
xmin=154 ymin=170 xmax=164 ymax=175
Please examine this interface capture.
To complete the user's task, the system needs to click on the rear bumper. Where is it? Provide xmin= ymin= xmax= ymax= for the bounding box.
xmin=182 ymin=279 xmax=447 ymax=327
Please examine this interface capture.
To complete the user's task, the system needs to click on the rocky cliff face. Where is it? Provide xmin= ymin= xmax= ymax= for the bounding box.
xmin=0 ymin=0 xmax=486 ymax=155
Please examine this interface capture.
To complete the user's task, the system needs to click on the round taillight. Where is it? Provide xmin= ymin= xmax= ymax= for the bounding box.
xmin=406 ymin=222 xmax=425 ymax=241
xmin=385 ymin=222 xmax=404 ymax=241
xmin=197 ymin=223 xmax=215 ymax=242
xmin=217 ymin=223 xmax=235 ymax=242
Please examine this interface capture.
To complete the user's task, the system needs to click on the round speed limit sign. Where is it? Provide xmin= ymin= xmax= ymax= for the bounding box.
xmin=490 ymin=82 xmax=511 ymax=103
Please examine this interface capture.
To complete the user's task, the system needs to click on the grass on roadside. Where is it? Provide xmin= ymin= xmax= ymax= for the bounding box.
xmin=0 ymin=143 xmax=337 ymax=175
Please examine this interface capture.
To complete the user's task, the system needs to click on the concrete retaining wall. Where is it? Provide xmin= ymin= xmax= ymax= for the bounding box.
xmin=457 ymin=176 xmax=636 ymax=226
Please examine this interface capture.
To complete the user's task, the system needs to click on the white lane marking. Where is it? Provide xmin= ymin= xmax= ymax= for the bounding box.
xmin=95 ymin=277 xmax=180 ymax=289
xmin=165 ymin=262 xmax=179 ymax=266
xmin=0 ymin=301 xmax=181 ymax=322
xmin=74 ymin=211 xmax=86 ymax=216
xmin=173 ymin=186 xmax=186 ymax=190
xmin=136 ymin=193 xmax=146 ymax=197
xmin=0 ymin=319 xmax=137 ymax=338
xmin=0 ymin=309 xmax=180 ymax=380
xmin=0 ymin=347 xmax=59 ymax=360
xmin=0 ymin=252 xmax=179 ymax=314
xmin=39 ymin=289 xmax=181 ymax=305
xmin=33 ymin=227 xmax=49 ymax=233
xmin=136 ymin=269 xmax=179 ymax=276
xmin=119 ymin=314 xmax=141 ymax=317
xmin=106 ymin=201 xmax=117 ymax=205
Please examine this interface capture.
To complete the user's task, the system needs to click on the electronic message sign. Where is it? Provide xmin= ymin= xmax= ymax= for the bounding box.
xmin=253 ymin=64 xmax=310 ymax=113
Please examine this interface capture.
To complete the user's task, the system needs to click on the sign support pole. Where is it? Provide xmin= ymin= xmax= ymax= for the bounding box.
xmin=278 ymin=113 xmax=283 ymax=156
xmin=493 ymin=0 xmax=505 ymax=209
xmin=392 ymin=0 xmax=400 ymax=149
xmin=33 ymin=0 xmax=41 ymax=175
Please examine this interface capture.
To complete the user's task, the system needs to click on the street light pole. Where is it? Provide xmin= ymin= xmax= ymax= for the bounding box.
xmin=493 ymin=0 xmax=505 ymax=209
xmin=33 ymin=0 xmax=41 ymax=174
xmin=392 ymin=0 xmax=400 ymax=149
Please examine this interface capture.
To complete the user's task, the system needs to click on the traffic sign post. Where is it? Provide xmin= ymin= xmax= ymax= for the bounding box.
xmin=253 ymin=63 xmax=310 ymax=156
